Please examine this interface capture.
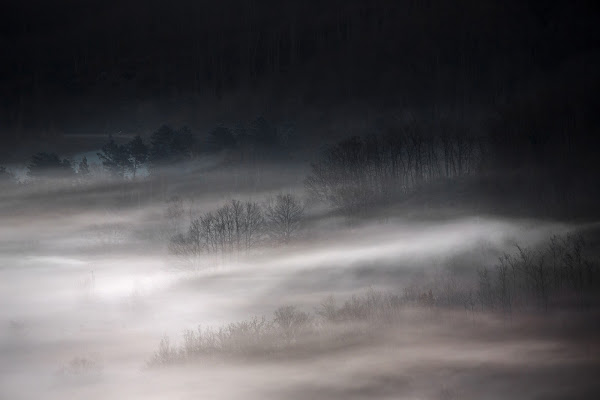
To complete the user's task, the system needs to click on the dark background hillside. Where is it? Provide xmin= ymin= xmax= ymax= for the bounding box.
xmin=2 ymin=1 xmax=598 ymax=159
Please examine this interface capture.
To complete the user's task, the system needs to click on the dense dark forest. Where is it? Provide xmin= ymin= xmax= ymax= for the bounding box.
xmin=2 ymin=1 xmax=598 ymax=152
xmin=3 ymin=1 xmax=598 ymax=215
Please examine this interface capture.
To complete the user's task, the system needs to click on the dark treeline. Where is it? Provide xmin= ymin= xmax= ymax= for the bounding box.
xmin=306 ymin=124 xmax=484 ymax=212
xmin=0 ymin=115 xmax=287 ymax=184
xmin=3 ymin=1 xmax=597 ymax=145
xmin=305 ymin=90 xmax=599 ymax=214
xmin=2 ymin=1 xmax=598 ymax=216
xmin=204 ymin=117 xmax=290 ymax=163
xmin=3 ymin=100 xmax=597 ymax=218
xmin=485 ymin=83 xmax=600 ymax=214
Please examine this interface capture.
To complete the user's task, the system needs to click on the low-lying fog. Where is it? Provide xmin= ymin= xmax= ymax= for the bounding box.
xmin=1 ymin=171 xmax=598 ymax=399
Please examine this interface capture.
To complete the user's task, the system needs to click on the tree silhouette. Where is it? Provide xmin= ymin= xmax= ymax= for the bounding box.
xmin=169 ymin=198 xmax=267 ymax=264
xmin=149 ymin=125 xmax=194 ymax=168
xmin=207 ymin=126 xmax=237 ymax=152
xmin=305 ymin=129 xmax=483 ymax=212
xmin=97 ymin=136 xmax=132 ymax=178
xmin=27 ymin=152 xmax=74 ymax=179
xmin=0 ymin=166 xmax=15 ymax=185
xmin=127 ymin=135 xmax=149 ymax=178
xmin=77 ymin=157 xmax=90 ymax=179
xmin=265 ymin=194 xmax=305 ymax=244
xmin=249 ymin=117 xmax=279 ymax=148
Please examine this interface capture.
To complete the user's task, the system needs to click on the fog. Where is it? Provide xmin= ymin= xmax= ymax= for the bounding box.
xmin=1 ymin=164 xmax=598 ymax=400
xmin=3 ymin=0 xmax=599 ymax=396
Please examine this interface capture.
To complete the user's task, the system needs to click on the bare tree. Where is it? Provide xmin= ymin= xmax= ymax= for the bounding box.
xmin=496 ymin=255 xmax=513 ymax=315
xmin=239 ymin=200 xmax=265 ymax=250
xmin=264 ymin=194 xmax=305 ymax=244
xmin=171 ymin=199 xmax=265 ymax=262
xmin=305 ymin=129 xmax=483 ymax=212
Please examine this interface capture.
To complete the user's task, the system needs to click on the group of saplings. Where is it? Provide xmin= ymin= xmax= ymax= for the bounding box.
xmin=168 ymin=193 xmax=305 ymax=261
xmin=148 ymin=290 xmax=401 ymax=366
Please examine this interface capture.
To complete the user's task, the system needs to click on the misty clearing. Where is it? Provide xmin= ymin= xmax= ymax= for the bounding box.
xmin=1 ymin=140 xmax=599 ymax=399
xmin=2 ymin=1 xmax=600 ymax=399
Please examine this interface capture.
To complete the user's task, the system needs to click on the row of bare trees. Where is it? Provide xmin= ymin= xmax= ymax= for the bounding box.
xmin=305 ymin=127 xmax=484 ymax=211
xmin=169 ymin=194 xmax=305 ymax=264
xmin=476 ymin=234 xmax=597 ymax=313
xmin=398 ymin=234 xmax=598 ymax=315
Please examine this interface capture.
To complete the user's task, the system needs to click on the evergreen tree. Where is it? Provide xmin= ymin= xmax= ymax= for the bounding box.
xmin=27 ymin=152 xmax=74 ymax=179
xmin=97 ymin=136 xmax=132 ymax=178
xmin=77 ymin=157 xmax=90 ymax=178
xmin=0 ymin=166 xmax=14 ymax=185
xmin=127 ymin=135 xmax=149 ymax=178
xmin=207 ymin=126 xmax=236 ymax=152
xmin=149 ymin=125 xmax=194 ymax=168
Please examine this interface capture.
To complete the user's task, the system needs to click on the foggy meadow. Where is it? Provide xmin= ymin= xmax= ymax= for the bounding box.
xmin=2 ymin=116 xmax=599 ymax=399
xmin=2 ymin=1 xmax=600 ymax=399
